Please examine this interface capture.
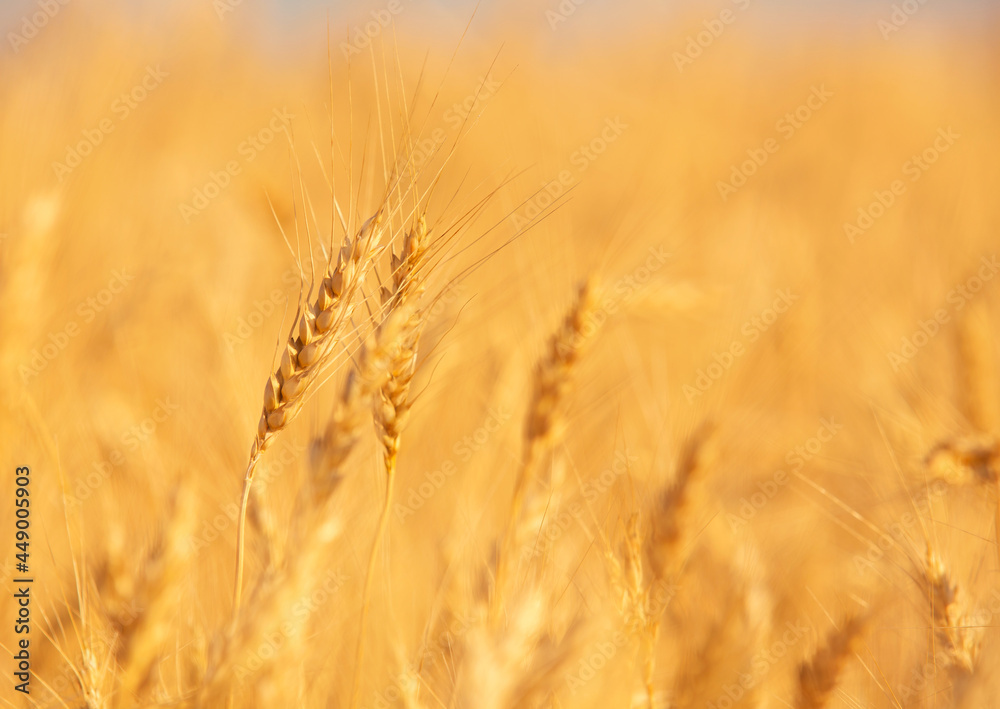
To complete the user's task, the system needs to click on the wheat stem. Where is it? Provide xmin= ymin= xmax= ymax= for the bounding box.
xmin=350 ymin=455 xmax=397 ymax=709
xmin=232 ymin=211 xmax=385 ymax=615
xmin=232 ymin=455 xmax=259 ymax=616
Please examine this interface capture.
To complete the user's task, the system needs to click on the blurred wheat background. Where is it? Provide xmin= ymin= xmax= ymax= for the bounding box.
xmin=2 ymin=0 xmax=1000 ymax=707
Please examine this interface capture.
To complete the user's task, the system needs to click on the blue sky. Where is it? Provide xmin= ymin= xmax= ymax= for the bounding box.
xmin=2 ymin=0 xmax=997 ymax=52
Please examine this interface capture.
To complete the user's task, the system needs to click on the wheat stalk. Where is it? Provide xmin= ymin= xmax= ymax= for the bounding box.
xmin=375 ymin=214 xmax=428 ymax=475
xmin=233 ymin=209 xmax=386 ymax=614
xmin=350 ymin=215 xmax=430 ymax=709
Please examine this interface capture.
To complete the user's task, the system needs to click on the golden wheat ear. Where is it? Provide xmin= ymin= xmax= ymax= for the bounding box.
xmin=630 ymin=422 xmax=715 ymax=709
xmin=644 ymin=421 xmax=717 ymax=581
xmin=795 ymin=616 xmax=866 ymax=709
xmin=252 ymin=209 xmax=386 ymax=460
xmin=375 ymin=214 xmax=429 ymax=476
xmin=493 ymin=278 xmax=602 ymax=617
xmin=920 ymin=546 xmax=980 ymax=677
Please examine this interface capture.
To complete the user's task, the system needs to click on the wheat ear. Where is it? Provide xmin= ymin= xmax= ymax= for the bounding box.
xmin=795 ymin=616 xmax=865 ymax=709
xmin=233 ymin=210 xmax=385 ymax=615
xmin=494 ymin=280 xmax=599 ymax=619
xmin=645 ymin=422 xmax=716 ymax=580
xmin=922 ymin=546 xmax=979 ymax=677
xmin=639 ymin=422 xmax=715 ymax=708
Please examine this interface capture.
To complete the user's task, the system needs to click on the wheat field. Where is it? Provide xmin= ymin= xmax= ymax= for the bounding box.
xmin=2 ymin=0 xmax=1000 ymax=707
